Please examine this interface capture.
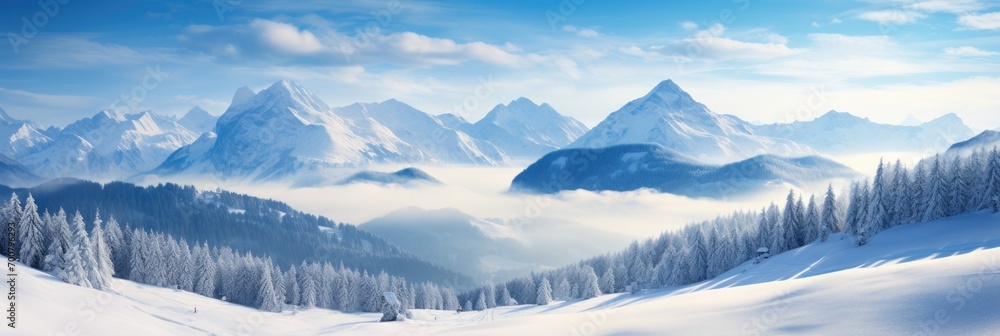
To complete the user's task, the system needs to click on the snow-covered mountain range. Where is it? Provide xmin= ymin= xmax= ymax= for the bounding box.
xmin=511 ymin=143 xmax=858 ymax=198
xmin=568 ymin=80 xmax=815 ymax=163
xmin=946 ymin=129 xmax=1000 ymax=158
xmin=177 ymin=106 xmax=218 ymax=134
xmin=459 ymin=98 xmax=589 ymax=159
xmin=17 ymin=110 xmax=200 ymax=180
xmin=0 ymin=106 xmax=53 ymax=158
xmin=148 ymin=80 xmax=590 ymax=183
xmin=334 ymin=99 xmax=507 ymax=165
xmin=753 ymin=110 xmax=975 ymax=154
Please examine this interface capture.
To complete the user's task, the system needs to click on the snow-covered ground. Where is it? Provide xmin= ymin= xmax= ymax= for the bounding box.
xmin=16 ymin=212 xmax=1000 ymax=335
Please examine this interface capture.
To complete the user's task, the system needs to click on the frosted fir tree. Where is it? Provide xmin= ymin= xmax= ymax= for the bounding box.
xmin=804 ymin=196 xmax=821 ymax=244
xmin=985 ymin=148 xmax=1000 ymax=212
xmin=300 ymin=271 xmax=317 ymax=308
xmin=285 ymin=266 xmax=299 ymax=305
xmin=257 ymin=264 xmax=281 ymax=312
xmin=0 ymin=193 xmax=21 ymax=256
xmin=483 ymin=281 xmax=497 ymax=308
xmin=599 ymin=269 xmax=615 ymax=294
xmin=947 ymin=157 xmax=970 ymax=216
xmin=889 ymin=161 xmax=912 ymax=227
xmin=17 ymin=194 xmax=45 ymax=268
xmin=820 ymin=185 xmax=839 ymax=242
xmin=922 ymin=156 xmax=949 ymax=222
xmin=90 ymin=211 xmax=115 ymax=288
xmin=536 ymin=278 xmax=553 ymax=305
xmin=553 ymin=278 xmax=571 ymax=300
xmin=44 ymin=209 xmax=73 ymax=271
xmin=103 ymin=215 xmax=126 ymax=275
xmin=474 ymin=291 xmax=487 ymax=311
xmin=194 ymin=243 xmax=217 ymax=298
xmin=62 ymin=212 xmax=94 ymax=288
xmin=499 ymin=286 xmax=513 ymax=306
xmin=781 ymin=190 xmax=802 ymax=250
xmin=580 ymin=266 xmax=602 ymax=299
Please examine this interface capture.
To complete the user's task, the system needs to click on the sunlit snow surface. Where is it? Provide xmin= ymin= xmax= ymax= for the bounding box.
xmin=19 ymin=211 xmax=1000 ymax=335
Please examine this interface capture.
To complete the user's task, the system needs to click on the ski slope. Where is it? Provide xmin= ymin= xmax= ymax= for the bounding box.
xmin=16 ymin=212 xmax=1000 ymax=335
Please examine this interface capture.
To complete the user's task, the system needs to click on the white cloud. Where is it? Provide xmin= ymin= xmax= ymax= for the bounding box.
xmin=958 ymin=12 xmax=1000 ymax=30
xmin=831 ymin=18 xmax=843 ymax=24
xmin=661 ymin=24 xmax=800 ymax=61
xmin=809 ymin=34 xmax=893 ymax=48
xmin=250 ymin=19 xmax=325 ymax=55
xmin=680 ymin=21 xmax=698 ymax=30
xmin=907 ymin=0 xmax=985 ymax=13
xmin=944 ymin=46 xmax=998 ymax=57
xmin=856 ymin=10 xmax=926 ymax=24
xmin=561 ymin=25 xmax=602 ymax=37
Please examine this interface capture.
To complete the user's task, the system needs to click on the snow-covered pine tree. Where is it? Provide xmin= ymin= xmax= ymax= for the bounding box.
xmin=765 ymin=203 xmax=784 ymax=254
xmin=128 ymin=230 xmax=149 ymax=284
xmin=536 ymin=278 xmax=553 ymax=305
xmin=62 ymin=212 xmax=94 ymax=288
xmin=553 ymin=278 xmax=570 ymax=301
xmin=17 ymin=194 xmax=45 ymax=268
xmin=194 ymin=242 xmax=217 ymax=298
xmin=90 ymin=211 xmax=115 ymax=289
xmin=42 ymin=209 xmax=73 ymax=274
xmin=499 ymin=286 xmax=513 ymax=306
xmin=781 ymin=190 xmax=802 ymax=250
xmin=0 ymin=193 xmax=17 ymax=255
xmin=257 ymin=262 xmax=281 ymax=312
xmin=285 ymin=266 xmax=299 ymax=305
xmin=580 ymin=266 xmax=602 ymax=299
xmin=103 ymin=215 xmax=126 ymax=276
xmin=599 ymin=269 xmax=615 ymax=294
xmin=483 ymin=281 xmax=497 ymax=308
xmin=804 ymin=195 xmax=821 ymax=244
xmin=923 ymin=156 xmax=949 ymax=222
xmin=985 ymin=148 xmax=1000 ymax=212
xmin=947 ymin=156 xmax=970 ymax=216
xmin=300 ymin=267 xmax=317 ymax=308
xmin=474 ymin=291 xmax=487 ymax=311
xmin=909 ymin=163 xmax=928 ymax=223
xmin=861 ymin=164 xmax=889 ymax=246
xmin=820 ymin=185 xmax=839 ymax=242
xmin=890 ymin=161 xmax=911 ymax=227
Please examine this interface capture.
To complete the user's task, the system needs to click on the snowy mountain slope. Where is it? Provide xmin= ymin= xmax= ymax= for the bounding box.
xmin=362 ymin=207 xmax=630 ymax=281
xmin=18 ymin=110 xmax=198 ymax=180
xmin=149 ymin=81 xmax=421 ymax=182
xmin=338 ymin=167 xmax=442 ymax=186
xmin=511 ymin=143 xmax=858 ymax=198
xmin=753 ymin=111 xmax=976 ymax=154
xmin=0 ymin=106 xmax=53 ymax=158
xmin=946 ymin=130 xmax=1000 ymax=158
xmin=568 ymin=80 xmax=815 ymax=163
xmin=465 ymin=98 xmax=589 ymax=158
xmin=0 ymin=153 xmax=44 ymax=186
xmin=334 ymin=100 xmax=508 ymax=165
xmin=177 ymin=106 xmax=218 ymax=134
xmin=21 ymin=212 xmax=1000 ymax=335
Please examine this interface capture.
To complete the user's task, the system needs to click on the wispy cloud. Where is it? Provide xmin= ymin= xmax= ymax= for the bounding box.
xmin=856 ymin=10 xmax=926 ymax=24
xmin=958 ymin=12 xmax=1000 ymax=30
xmin=944 ymin=46 xmax=998 ymax=57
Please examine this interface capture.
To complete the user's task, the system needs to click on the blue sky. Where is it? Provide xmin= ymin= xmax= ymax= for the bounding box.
xmin=1 ymin=0 xmax=999 ymax=128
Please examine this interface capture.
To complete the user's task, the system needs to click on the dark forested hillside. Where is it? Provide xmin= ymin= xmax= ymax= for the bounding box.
xmin=0 ymin=178 xmax=472 ymax=287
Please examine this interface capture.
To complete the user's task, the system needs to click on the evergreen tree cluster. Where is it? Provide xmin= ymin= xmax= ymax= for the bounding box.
xmin=1 ymin=192 xmax=461 ymax=313
xmin=0 ymin=179 xmax=472 ymax=287
xmin=462 ymin=148 xmax=1000 ymax=304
